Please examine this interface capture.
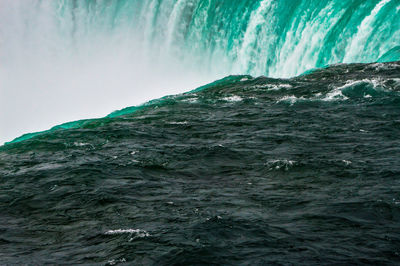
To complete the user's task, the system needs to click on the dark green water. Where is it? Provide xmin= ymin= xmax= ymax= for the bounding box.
xmin=1 ymin=62 xmax=400 ymax=264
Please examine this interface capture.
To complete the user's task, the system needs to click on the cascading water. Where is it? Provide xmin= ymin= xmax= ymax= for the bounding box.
xmin=2 ymin=2 xmax=400 ymax=264
xmin=0 ymin=0 xmax=399 ymax=143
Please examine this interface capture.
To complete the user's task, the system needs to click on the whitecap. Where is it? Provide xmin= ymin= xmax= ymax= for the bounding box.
xmin=342 ymin=160 xmax=352 ymax=165
xmin=107 ymin=258 xmax=126 ymax=265
xmin=369 ymin=62 xmax=399 ymax=71
xmin=223 ymin=95 xmax=243 ymax=102
xmin=169 ymin=121 xmax=188 ymax=125
xmin=278 ymin=84 xmax=293 ymax=89
xmin=182 ymin=97 xmax=199 ymax=103
xmin=250 ymin=83 xmax=292 ymax=90
xmin=265 ymin=159 xmax=297 ymax=171
xmin=105 ymin=229 xmax=150 ymax=238
xmin=277 ymin=95 xmax=304 ymax=105
xmin=321 ymin=87 xmax=348 ymax=101
xmin=73 ymin=142 xmax=94 ymax=148
xmin=320 ymin=78 xmax=389 ymax=101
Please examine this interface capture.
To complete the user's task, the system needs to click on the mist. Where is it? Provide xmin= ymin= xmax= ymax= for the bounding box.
xmin=2 ymin=0 xmax=398 ymax=144
xmin=1 ymin=55 xmax=215 ymax=145
xmin=0 ymin=0 xmax=222 ymax=144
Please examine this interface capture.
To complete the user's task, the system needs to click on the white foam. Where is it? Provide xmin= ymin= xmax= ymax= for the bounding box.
xmin=320 ymin=78 xmax=388 ymax=101
xmin=169 ymin=121 xmax=188 ymax=125
xmin=73 ymin=142 xmax=91 ymax=147
xmin=342 ymin=160 xmax=352 ymax=165
xmin=182 ymin=97 xmax=199 ymax=103
xmin=277 ymin=95 xmax=304 ymax=105
xmin=223 ymin=96 xmax=243 ymax=102
xmin=108 ymin=258 xmax=126 ymax=265
xmin=321 ymin=87 xmax=348 ymax=101
xmin=369 ymin=63 xmax=399 ymax=71
xmin=265 ymin=159 xmax=296 ymax=170
xmin=334 ymin=80 xmax=364 ymax=89
xmin=393 ymin=198 xmax=400 ymax=205
xmin=251 ymin=83 xmax=292 ymax=90
xmin=275 ymin=76 xmax=396 ymax=104
xmin=105 ymin=229 xmax=150 ymax=238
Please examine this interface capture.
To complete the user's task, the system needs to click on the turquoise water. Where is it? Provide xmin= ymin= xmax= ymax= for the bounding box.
xmin=1 ymin=1 xmax=400 ymax=264
xmin=63 ymin=0 xmax=400 ymax=76
xmin=2 ymin=0 xmax=400 ymax=144
xmin=2 ymin=0 xmax=399 ymax=78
